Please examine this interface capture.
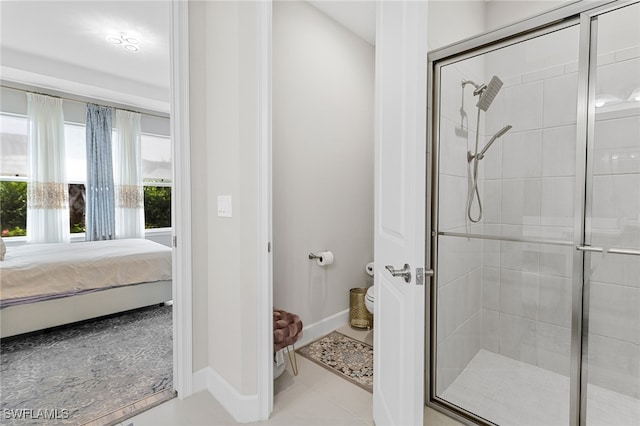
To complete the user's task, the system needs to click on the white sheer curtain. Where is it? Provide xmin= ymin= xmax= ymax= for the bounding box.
xmin=26 ymin=93 xmax=70 ymax=243
xmin=113 ymin=109 xmax=144 ymax=239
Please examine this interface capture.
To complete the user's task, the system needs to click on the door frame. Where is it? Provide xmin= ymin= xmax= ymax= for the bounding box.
xmin=425 ymin=1 xmax=627 ymax=425
xmin=170 ymin=0 xmax=273 ymax=418
xmin=170 ymin=0 xmax=193 ymax=399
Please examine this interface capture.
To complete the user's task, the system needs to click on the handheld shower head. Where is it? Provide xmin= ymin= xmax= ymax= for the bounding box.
xmin=476 ymin=76 xmax=503 ymax=111
xmin=477 ymin=124 xmax=512 ymax=159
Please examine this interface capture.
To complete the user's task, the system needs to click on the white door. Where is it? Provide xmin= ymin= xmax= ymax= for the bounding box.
xmin=373 ymin=2 xmax=429 ymax=425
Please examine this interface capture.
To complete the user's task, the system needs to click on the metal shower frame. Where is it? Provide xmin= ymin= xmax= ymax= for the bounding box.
xmin=425 ymin=1 xmax=640 ymax=425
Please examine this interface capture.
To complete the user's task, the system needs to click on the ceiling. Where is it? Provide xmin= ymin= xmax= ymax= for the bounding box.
xmin=0 ymin=1 xmax=171 ymax=112
xmin=0 ymin=1 xmax=373 ymax=113
xmin=309 ymin=1 xmax=376 ymax=45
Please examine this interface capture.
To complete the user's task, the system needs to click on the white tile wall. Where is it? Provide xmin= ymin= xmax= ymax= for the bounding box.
xmin=438 ymin=34 xmax=639 ymax=401
xmin=587 ymin=333 xmax=640 ymax=399
xmin=501 ymin=130 xmax=542 ymax=179
xmin=482 ymin=180 xmax=502 ymax=224
xmin=500 ymin=225 xmax=541 ymax=273
xmin=589 ymin=281 xmax=640 ymax=345
xmin=439 ymin=117 xmax=474 ymax=178
xmin=439 ymin=174 xmax=470 ymax=231
xmin=536 ymin=321 xmax=571 ymax=376
xmin=437 ymin=232 xmax=482 ymax=287
xmin=593 ymin=115 xmax=640 ymax=175
xmin=591 ymin=174 xmax=640 ymax=231
xmin=538 ymin=275 xmax=572 ymax=328
xmin=481 ymin=309 xmax=500 ymax=352
xmin=503 ymin=81 xmax=543 ymax=131
xmin=542 ymin=125 xmax=577 ymax=177
xmin=499 ymin=269 xmax=539 ymax=320
xmin=499 ymin=313 xmax=538 ymax=365
xmin=542 ymin=73 xmax=578 ymax=127
xmin=500 ymin=179 xmax=542 ymax=225
xmin=540 ymin=177 xmax=575 ymax=227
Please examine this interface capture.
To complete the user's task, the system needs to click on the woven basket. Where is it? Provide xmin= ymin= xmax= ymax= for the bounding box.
xmin=349 ymin=288 xmax=373 ymax=330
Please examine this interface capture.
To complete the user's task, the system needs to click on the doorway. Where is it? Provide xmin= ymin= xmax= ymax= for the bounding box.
xmin=428 ymin=1 xmax=640 ymax=424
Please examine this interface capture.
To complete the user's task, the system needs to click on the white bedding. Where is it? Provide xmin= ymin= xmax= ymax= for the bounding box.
xmin=0 ymin=239 xmax=171 ymax=304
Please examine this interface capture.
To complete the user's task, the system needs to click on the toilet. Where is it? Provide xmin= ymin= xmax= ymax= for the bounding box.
xmin=364 ymin=262 xmax=375 ymax=314
xmin=365 ymin=286 xmax=374 ymax=314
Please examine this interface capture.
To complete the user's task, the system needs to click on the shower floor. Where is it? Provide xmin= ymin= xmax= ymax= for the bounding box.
xmin=441 ymin=350 xmax=640 ymax=426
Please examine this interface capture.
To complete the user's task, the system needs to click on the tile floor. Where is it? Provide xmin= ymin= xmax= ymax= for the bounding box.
xmin=125 ymin=324 xmax=461 ymax=426
xmin=441 ymin=349 xmax=640 ymax=426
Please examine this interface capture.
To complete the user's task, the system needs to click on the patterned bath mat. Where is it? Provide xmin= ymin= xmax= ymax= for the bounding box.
xmin=297 ymin=331 xmax=373 ymax=393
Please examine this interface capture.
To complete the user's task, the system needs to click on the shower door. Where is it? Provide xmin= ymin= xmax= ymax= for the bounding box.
xmin=580 ymin=2 xmax=640 ymax=425
xmin=428 ymin=1 xmax=640 ymax=425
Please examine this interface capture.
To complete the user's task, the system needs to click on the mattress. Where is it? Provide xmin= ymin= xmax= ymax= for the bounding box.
xmin=0 ymin=238 xmax=171 ymax=307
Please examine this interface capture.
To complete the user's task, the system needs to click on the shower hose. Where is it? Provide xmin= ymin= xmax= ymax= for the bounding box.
xmin=466 ymin=107 xmax=483 ymax=223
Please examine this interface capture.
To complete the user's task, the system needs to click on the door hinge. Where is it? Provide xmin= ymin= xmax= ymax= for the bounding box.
xmin=173 ymin=236 xmax=177 ymax=248
xmin=267 ymin=242 xmax=272 ymax=253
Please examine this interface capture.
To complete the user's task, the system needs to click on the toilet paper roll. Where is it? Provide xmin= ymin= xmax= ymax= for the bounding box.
xmin=316 ymin=251 xmax=334 ymax=266
xmin=365 ymin=262 xmax=374 ymax=276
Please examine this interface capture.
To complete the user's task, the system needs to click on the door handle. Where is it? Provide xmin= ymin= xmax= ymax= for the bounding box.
xmin=576 ymin=245 xmax=640 ymax=256
xmin=385 ymin=264 xmax=412 ymax=283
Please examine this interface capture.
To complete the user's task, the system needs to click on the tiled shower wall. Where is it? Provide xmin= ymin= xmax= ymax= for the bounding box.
xmin=436 ymin=55 xmax=484 ymax=395
xmin=479 ymin=38 xmax=579 ymax=378
xmin=586 ymin=45 xmax=640 ymax=398
xmin=478 ymin=30 xmax=640 ymax=399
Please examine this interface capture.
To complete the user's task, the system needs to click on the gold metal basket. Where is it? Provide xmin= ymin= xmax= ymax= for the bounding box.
xmin=349 ymin=288 xmax=373 ymax=330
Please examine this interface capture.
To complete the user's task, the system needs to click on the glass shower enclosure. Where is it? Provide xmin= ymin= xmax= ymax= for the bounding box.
xmin=427 ymin=1 xmax=640 ymax=425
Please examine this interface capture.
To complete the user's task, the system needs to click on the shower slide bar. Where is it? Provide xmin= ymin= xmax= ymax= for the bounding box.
xmin=576 ymin=245 xmax=640 ymax=256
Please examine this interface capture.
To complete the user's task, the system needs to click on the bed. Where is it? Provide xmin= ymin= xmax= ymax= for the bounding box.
xmin=0 ymin=238 xmax=172 ymax=338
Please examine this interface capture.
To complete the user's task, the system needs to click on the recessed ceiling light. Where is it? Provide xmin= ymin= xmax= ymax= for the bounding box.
xmin=106 ymin=33 xmax=140 ymax=53
xmin=106 ymin=35 xmax=123 ymax=44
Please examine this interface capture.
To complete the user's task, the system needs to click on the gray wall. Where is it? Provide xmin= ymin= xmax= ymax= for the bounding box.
xmin=272 ymin=1 xmax=375 ymax=330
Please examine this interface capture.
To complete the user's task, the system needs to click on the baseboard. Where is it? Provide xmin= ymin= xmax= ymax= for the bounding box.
xmin=192 ymin=367 xmax=265 ymax=423
xmin=190 ymin=309 xmax=348 ymax=422
xmin=296 ymin=308 xmax=349 ymax=348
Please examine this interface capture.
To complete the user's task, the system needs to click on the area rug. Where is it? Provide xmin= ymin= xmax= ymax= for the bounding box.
xmin=0 ymin=304 xmax=173 ymax=425
xmin=297 ymin=331 xmax=373 ymax=393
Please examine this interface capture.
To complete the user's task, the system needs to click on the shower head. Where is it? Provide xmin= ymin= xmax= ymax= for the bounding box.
xmin=476 ymin=76 xmax=503 ymax=111
xmin=477 ymin=124 xmax=512 ymax=159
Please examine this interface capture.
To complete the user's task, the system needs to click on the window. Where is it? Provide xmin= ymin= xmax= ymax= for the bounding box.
xmin=0 ymin=113 xmax=172 ymax=237
xmin=0 ymin=114 xmax=27 ymax=236
xmin=141 ymin=133 xmax=172 ymax=229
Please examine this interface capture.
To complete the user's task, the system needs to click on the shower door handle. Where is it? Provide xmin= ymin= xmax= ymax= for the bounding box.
xmin=385 ymin=264 xmax=412 ymax=283
xmin=576 ymin=245 xmax=604 ymax=253
xmin=576 ymin=245 xmax=640 ymax=256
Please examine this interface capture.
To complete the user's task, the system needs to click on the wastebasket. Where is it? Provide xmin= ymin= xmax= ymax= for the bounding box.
xmin=349 ymin=288 xmax=373 ymax=330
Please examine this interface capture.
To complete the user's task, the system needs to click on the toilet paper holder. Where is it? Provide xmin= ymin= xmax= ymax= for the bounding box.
xmin=308 ymin=252 xmax=324 ymax=261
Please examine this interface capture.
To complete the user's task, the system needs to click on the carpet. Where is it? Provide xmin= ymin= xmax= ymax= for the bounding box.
xmin=297 ymin=331 xmax=373 ymax=393
xmin=0 ymin=304 xmax=173 ymax=425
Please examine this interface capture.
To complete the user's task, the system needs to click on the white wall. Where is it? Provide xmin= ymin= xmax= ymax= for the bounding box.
xmin=484 ymin=0 xmax=571 ymax=31
xmin=188 ymin=0 xmax=262 ymax=398
xmin=188 ymin=0 xmax=209 ymax=374
xmin=272 ymin=1 xmax=375 ymax=339
xmin=427 ymin=1 xmax=486 ymax=51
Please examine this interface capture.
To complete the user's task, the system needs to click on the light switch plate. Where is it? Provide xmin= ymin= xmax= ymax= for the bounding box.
xmin=217 ymin=195 xmax=232 ymax=217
